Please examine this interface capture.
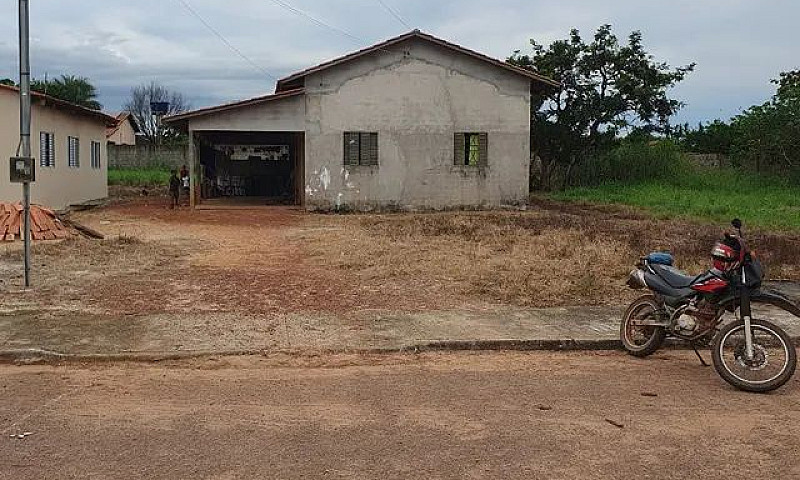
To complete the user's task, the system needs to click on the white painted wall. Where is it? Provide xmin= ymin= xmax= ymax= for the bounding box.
xmin=0 ymin=89 xmax=108 ymax=210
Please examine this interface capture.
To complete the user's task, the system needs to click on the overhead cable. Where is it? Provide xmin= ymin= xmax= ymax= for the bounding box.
xmin=175 ymin=0 xmax=278 ymax=80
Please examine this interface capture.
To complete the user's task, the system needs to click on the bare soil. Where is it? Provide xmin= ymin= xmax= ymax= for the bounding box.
xmin=1 ymin=351 xmax=799 ymax=479
xmin=1 ymin=195 xmax=799 ymax=317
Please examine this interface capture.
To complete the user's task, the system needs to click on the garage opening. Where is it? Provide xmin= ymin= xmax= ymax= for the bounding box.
xmin=194 ymin=131 xmax=304 ymax=207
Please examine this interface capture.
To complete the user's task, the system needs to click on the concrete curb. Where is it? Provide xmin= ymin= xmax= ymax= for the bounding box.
xmin=0 ymin=339 xmax=624 ymax=364
xmin=3 ymin=335 xmax=798 ymax=365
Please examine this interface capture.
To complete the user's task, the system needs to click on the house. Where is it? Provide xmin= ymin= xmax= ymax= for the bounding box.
xmin=106 ymin=112 xmax=139 ymax=146
xmin=0 ymin=84 xmax=116 ymax=210
xmin=165 ymin=30 xmax=557 ymax=210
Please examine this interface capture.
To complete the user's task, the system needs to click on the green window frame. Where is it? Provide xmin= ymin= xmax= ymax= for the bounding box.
xmin=454 ymin=132 xmax=488 ymax=166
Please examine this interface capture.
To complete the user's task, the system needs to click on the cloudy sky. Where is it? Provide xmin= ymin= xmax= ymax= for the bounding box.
xmin=0 ymin=0 xmax=796 ymax=124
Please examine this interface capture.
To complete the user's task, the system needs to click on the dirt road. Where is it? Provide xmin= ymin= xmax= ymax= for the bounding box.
xmin=1 ymin=351 xmax=799 ymax=479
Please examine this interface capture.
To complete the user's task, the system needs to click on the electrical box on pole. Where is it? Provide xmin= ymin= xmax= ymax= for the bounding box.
xmin=10 ymin=156 xmax=35 ymax=183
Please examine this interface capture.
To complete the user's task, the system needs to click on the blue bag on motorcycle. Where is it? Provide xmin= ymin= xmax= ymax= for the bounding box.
xmin=645 ymin=252 xmax=674 ymax=266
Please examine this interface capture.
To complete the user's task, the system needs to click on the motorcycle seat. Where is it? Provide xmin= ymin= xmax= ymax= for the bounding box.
xmin=651 ymin=264 xmax=698 ymax=289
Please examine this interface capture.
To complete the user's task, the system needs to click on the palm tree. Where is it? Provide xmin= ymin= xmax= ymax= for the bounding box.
xmin=31 ymin=75 xmax=102 ymax=110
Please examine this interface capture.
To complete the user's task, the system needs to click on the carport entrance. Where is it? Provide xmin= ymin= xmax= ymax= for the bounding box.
xmin=193 ymin=131 xmax=304 ymax=206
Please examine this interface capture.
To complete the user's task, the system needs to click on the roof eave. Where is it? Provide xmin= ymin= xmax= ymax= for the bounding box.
xmin=0 ymin=84 xmax=117 ymax=126
xmin=275 ymin=30 xmax=559 ymax=91
xmin=163 ymin=88 xmax=306 ymax=126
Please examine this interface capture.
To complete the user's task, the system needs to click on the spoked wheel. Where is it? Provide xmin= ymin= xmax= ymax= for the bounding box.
xmin=621 ymin=295 xmax=667 ymax=357
xmin=712 ymin=318 xmax=797 ymax=393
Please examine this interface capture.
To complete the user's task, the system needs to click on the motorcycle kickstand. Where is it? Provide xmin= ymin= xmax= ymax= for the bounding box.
xmin=691 ymin=342 xmax=710 ymax=367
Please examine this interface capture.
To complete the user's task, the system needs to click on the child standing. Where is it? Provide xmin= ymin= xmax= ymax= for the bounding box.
xmin=180 ymin=165 xmax=190 ymax=205
xmin=168 ymin=170 xmax=180 ymax=209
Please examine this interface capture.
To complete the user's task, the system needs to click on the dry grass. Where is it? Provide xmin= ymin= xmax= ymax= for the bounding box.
xmin=0 ymin=235 xmax=183 ymax=313
xmin=303 ymin=200 xmax=800 ymax=308
xmin=305 ymin=213 xmax=633 ymax=307
xmin=4 ymin=199 xmax=798 ymax=316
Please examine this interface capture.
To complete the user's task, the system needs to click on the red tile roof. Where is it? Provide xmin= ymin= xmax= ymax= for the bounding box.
xmin=0 ymin=83 xmax=118 ymax=126
xmin=105 ymin=112 xmax=140 ymax=138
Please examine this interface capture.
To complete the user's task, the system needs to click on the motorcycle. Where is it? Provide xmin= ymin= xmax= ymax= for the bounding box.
xmin=621 ymin=219 xmax=799 ymax=392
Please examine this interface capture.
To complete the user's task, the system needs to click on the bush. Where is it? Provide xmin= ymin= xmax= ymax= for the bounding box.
xmin=571 ymin=140 xmax=690 ymax=187
xmin=108 ymin=167 xmax=171 ymax=186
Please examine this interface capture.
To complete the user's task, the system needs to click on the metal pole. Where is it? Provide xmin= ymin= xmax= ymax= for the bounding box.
xmin=18 ymin=0 xmax=31 ymax=287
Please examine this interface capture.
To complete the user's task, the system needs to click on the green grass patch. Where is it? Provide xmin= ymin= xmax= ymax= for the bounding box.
xmin=108 ymin=167 xmax=171 ymax=187
xmin=553 ymin=169 xmax=800 ymax=231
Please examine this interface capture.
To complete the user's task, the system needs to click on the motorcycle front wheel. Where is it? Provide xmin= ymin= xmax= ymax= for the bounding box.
xmin=712 ymin=318 xmax=797 ymax=393
xmin=620 ymin=295 xmax=667 ymax=357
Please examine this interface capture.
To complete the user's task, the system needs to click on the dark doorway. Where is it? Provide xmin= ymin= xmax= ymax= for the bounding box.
xmin=195 ymin=131 xmax=304 ymax=206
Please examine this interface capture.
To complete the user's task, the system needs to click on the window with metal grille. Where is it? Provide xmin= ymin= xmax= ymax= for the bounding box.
xmin=68 ymin=136 xmax=80 ymax=168
xmin=90 ymin=141 xmax=101 ymax=169
xmin=39 ymin=132 xmax=55 ymax=167
xmin=343 ymin=132 xmax=379 ymax=166
xmin=454 ymin=133 xmax=488 ymax=166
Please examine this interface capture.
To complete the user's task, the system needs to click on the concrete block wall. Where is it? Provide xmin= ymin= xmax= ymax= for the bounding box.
xmin=303 ymin=38 xmax=531 ymax=211
xmin=108 ymin=144 xmax=188 ymax=169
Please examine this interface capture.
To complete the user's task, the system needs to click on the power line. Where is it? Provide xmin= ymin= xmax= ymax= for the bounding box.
xmin=175 ymin=0 xmax=278 ymax=80
xmin=266 ymin=0 xmax=365 ymax=45
xmin=374 ymin=0 xmax=412 ymax=30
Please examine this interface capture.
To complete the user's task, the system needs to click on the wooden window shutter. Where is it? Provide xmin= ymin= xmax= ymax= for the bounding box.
xmin=48 ymin=134 xmax=55 ymax=167
xmin=479 ymin=132 xmax=488 ymax=166
xmin=454 ymin=133 xmax=466 ymax=165
xmin=362 ymin=132 xmax=378 ymax=166
xmin=40 ymin=133 xmax=47 ymax=167
xmin=344 ymin=132 xmax=359 ymax=165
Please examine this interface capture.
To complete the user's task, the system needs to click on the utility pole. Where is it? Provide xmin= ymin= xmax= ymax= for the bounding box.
xmin=18 ymin=0 xmax=32 ymax=287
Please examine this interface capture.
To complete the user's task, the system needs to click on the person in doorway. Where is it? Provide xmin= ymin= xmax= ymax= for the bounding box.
xmin=180 ymin=165 xmax=190 ymax=205
xmin=168 ymin=170 xmax=181 ymax=209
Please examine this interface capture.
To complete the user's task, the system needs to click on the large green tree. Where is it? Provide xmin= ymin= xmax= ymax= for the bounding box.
xmin=508 ymin=25 xmax=695 ymax=189
xmin=31 ymin=75 xmax=102 ymax=110
xmin=732 ymin=70 xmax=800 ymax=172
xmin=681 ymin=70 xmax=800 ymax=174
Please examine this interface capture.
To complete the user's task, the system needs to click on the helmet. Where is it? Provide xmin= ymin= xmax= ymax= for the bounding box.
xmin=711 ymin=242 xmax=739 ymax=272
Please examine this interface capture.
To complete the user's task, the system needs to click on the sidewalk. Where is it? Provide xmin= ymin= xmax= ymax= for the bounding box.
xmin=2 ymin=296 xmax=800 ymax=361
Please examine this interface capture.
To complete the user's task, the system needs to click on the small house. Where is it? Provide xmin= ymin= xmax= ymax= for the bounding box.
xmin=0 ymin=84 xmax=116 ymax=209
xmin=166 ymin=30 xmax=557 ymax=210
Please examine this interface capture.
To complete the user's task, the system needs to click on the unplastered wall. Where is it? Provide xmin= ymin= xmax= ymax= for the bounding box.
xmin=0 ymin=90 xmax=108 ymax=210
xmin=303 ymin=38 xmax=531 ymax=210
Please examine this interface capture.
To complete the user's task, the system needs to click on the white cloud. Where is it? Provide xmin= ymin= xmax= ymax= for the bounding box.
xmin=0 ymin=0 xmax=796 ymax=122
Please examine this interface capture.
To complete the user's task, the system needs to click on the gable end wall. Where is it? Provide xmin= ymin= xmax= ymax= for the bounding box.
xmin=303 ymin=38 xmax=531 ymax=210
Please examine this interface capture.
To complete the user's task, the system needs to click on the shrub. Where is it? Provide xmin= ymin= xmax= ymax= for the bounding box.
xmin=108 ymin=167 xmax=171 ymax=187
xmin=572 ymin=140 xmax=690 ymax=186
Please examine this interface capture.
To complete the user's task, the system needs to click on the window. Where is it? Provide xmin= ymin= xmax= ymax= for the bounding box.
xmin=454 ymin=133 xmax=488 ymax=166
xmin=90 ymin=141 xmax=101 ymax=169
xmin=39 ymin=132 xmax=55 ymax=167
xmin=68 ymin=136 xmax=80 ymax=168
xmin=344 ymin=132 xmax=379 ymax=166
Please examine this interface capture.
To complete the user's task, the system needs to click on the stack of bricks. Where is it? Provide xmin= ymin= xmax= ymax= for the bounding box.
xmin=0 ymin=203 xmax=71 ymax=241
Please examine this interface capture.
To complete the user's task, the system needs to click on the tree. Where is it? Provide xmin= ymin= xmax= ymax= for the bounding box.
xmin=679 ymin=120 xmax=736 ymax=155
xmin=730 ymin=70 xmax=800 ymax=173
xmin=0 ymin=78 xmax=15 ymax=86
xmin=508 ymin=25 xmax=695 ymax=189
xmin=30 ymin=75 xmax=102 ymax=110
xmin=124 ymin=82 xmax=190 ymax=145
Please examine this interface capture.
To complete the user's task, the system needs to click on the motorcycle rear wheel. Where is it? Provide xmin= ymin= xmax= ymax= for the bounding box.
xmin=712 ymin=318 xmax=797 ymax=393
xmin=621 ymin=295 xmax=667 ymax=357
